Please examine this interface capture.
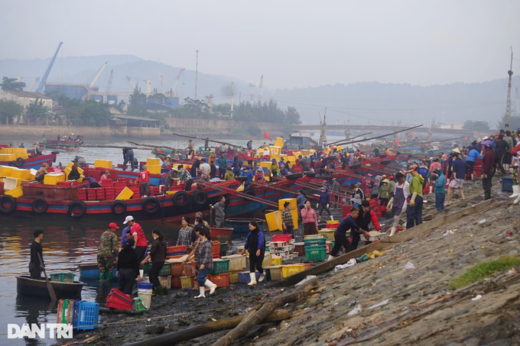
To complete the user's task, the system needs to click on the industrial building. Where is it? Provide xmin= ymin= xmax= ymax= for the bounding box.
xmin=0 ymin=90 xmax=53 ymax=109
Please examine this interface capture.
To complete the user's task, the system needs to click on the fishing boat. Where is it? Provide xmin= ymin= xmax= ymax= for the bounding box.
xmin=78 ymin=263 xmax=118 ymax=281
xmin=0 ymin=152 xmax=58 ymax=170
xmin=16 ymin=276 xmax=84 ymax=299
xmin=42 ymin=139 xmax=81 ymax=151
xmin=225 ymin=218 xmax=266 ymax=233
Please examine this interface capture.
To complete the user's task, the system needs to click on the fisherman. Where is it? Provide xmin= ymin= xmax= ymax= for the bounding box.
xmin=231 ymin=156 xmax=241 ymax=177
xmin=210 ymin=196 xmax=226 ymax=227
xmin=301 ymin=200 xmax=319 ymax=235
xmin=280 ymin=164 xmax=288 ymax=177
xmin=68 ymin=163 xmax=83 ymax=181
xmin=122 ymin=148 xmax=135 ymax=171
xmin=296 ymin=190 xmax=306 ymax=222
xmin=511 ymin=134 xmax=520 ymax=199
xmin=388 ymin=175 xmax=396 ymax=199
xmin=247 ymin=139 xmax=253 ymax=150
xmin=224 ymin=167 xmax=235 ymax=181
xmin=350 ymin=183 xmax=365 ymax=208
xmin=446 ymin=152 xmax=471 ymax=205
xmin=177 ymin=216 xmax=193 ymax=247
xmin=406 ymin=164 xmax=424 ymax=229
xmin=100 ymin=170 xmax=110 ymax=183
xmin=187 ymin=140 xmax=195 ymax=159
xmin=178 ymin=164 xmax=194 ymax=191
xmin=495 ymin=135 xmax=509 ymax=175
xmin=354 ymin=200 xmax=382 ymax=248
xmin=136 ymin=165 xmax=150 ymax=197
xmin=379 ymin=179 xmax=390 ymax=206
xmin=210 ymin=160 xmax=217 ymax=179
xmin=373 ymin=147 xmax=380 ymax=158
xmin=204 ymin=138 xmax=209 ymax=151
xmin=191 ymin=158 xmax=201 ymax=178
xmin=243 ymin=166 xmax=254 ymax=187
xmin=504 ymin=130 xmax=514 ymax=171
xmin=278 ymin=157 xmax=285 ymax=170
xmin=482 ymin=140 xmax=496 ymax=200
xmin=57 ymin=162 xmax=64 ymax=170
xmin=34 ymin=142 xmax=41 ymax=156
xmin=281 ymin=201 xmax=294 ymax=236
xmin=35 ymin=163 xmax=48 ymax=183
xmin=29 ymin=230 xmax=44 ymax=279
xmin=241 ymin=221 xmax=266 ymax=285
xmin=199 ymin=158 xmax=211 ymax=182
xmin=97 ymin=223 xmax=119 ymax=281
xmin=385 ymin=148 xmax=391 ymax=156
xmin=19 ymin=143 xmax=24 ymax=148
xmin=218 ymin=152 xmax=227 ymax=179
xmin=332 ymin=178 xmax=341 ymax=207
xmin=124 ymin=215 xmax=147 ymax=262
xmin=270 ymin=159 xmax=280 ymax=177
xmin=386 ymin=172 xmax=410 ymax=236
xmin=255 ymin=167 xmax=266 ymax=182
xmin=162 ymin=156 xmax=172 ymax=168
xmin=317 ymin=187 xmax=331 ymax=218
xmin=164 ymin=167 xmax=178 ymax=192
xmin=195 ymin=226 xmax=218 ymax=298
xmin=121 ymin=228 xmax=131 ymax=249
xmin=116 ymin=238 xmax=142 ymax=297
xmin=141 ymin=229 xmax=167 ymax=296
xmin=433 ymin=168 xmax=446 ymax=211
xmin=328 ymin=208 xmax=367 ymax=260
xmin=298 ymin=155 xmax=310 ymax=171
xmin=466 ymin=145 xmax=483 ymax=181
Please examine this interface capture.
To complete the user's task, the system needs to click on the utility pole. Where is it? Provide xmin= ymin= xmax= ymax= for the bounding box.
xmin=505 ymin=46 xmax=514 ymax=129
xmin=230 ymin=82 xmax=234 ymax=116
xmin=195 ymin=50 xmax=199 ymax=100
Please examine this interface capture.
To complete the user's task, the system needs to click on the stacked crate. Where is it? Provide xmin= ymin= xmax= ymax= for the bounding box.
xmin=129 ymin=184 xmax=140 ymax=199
xmin=105 ymin=186 xmax=115 ymax=200
xmin=87 ymin=189 xmax=97 ymax=201
xmin=95 ymin=187 xmax=105 ymax=201
xmin=304 ymin=235 xmax=327 ymax=261
xmin=269 ymin=235 xmax=296 ymax=261
xmin=149 ymin=186 xmax=159 ymax=196
xmin=77 ymin=188 xmax=87 ymax=201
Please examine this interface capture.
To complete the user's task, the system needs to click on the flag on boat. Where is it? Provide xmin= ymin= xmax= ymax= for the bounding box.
xmin=264 ymin=131 xmax=272 ymax=141
xmin=395 ymin=138 xmax=400 ymax=145
xmin=464 ymin=136 xmax=468 ymax=140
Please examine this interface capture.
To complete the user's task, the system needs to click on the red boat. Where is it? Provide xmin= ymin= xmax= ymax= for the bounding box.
xmin=0 ymin=153 xmax=58 ymax=170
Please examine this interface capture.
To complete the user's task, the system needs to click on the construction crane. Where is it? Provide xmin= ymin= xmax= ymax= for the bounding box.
xmin=106 ymin=70 xmax=114 ymax=93
xmin=26 ymin=77 xmax=40 ymax=92
xmin=90 ymin=61 xmax=108 ymax=88
xmin=170 ymin=68 xmax=185 ymax=93
xmin=126 ymin=76 xmax=152 ymax=95
xmin=36 ymin=41 xmax=63 ymax=94
xmin=258 ymin=75 xmax=263 ymax=103
xmin=505 ymin=46 xmax=514 ymax=129
xmin=126 ymin=76 xmax=137 ymax=90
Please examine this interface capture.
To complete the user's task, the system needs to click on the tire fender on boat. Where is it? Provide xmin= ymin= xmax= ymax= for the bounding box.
xmin=303 ymin=171 xmax=316 ymax=178
xmin=111 ymin=200 xmax=127 ymax=215
xmin=192 ymin=190 xmax=208 ymax=205
xmin=0 ymin=195 xmax=16 ymax=214
xmin=69 ymin=200 xmax=86 ymax=218
xmin=286 ymin=173 xmax=303 ymax=180
xmin=381 ymin=159 xmax=392 ymax=164
xmin=172 ymin=191 xmax=189 ymax=207
xmin=16 ymin=157 xmax=25 ymax=167
xmin=142 ymin=197 xmax=160 ymax=214
xmin=8 ymin=161 xmax=16 ymax=167
xmin=51 ymin=151 xmax=59 ymax=163
xmin=31 ymin=198 xmax=48 ymax=214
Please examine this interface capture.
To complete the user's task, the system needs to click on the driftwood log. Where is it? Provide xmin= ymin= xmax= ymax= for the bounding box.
xmin=211 ymin=278 xmax=319 ymax=346
xmin=124 ymin=309 xmax=290 ymax=346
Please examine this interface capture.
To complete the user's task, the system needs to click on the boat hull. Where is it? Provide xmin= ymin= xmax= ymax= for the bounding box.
xmin=78 ymin=263 xmax=118 ymax=281
xmin=211 ymin=227 xmax=234 ymax=243
xmin=16 ymin=276 xmax=83 ymax=299
xmin=0 ymin=153 xmax=57 ymax=170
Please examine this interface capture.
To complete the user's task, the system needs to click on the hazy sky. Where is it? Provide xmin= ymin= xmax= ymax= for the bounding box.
xmin=1 ymin=0 xmax=519 ymax=89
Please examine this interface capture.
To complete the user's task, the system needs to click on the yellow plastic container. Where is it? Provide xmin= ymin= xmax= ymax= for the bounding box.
xmin=116 ymin=187 xmax=134 ymax=200
xmin=0 ymin=166 xmax=13 ymax=177
xmin=6 ymin=186 xmax=23 ymax=198
xmin=10 ymin=168 xmax=30 ymax=180
xmin=180 ymin=276 xmax=194 ymax=289
xmin=44 ymin=173 xmax=66 ymax=185
xmin=265 ymin=210 xmax=280 ymax=231
xmin=147 ymin=165 xmax=161 ymax=175
xmin=318 ymin=229 xmax=335 ymax=241
xmin=12 ymin=148 xmax=27 ymax=154
xmin=258 ymin=161 xmax=271 ymax=169
xmin=282 ymin=264 xmax=305 ymax=278
xmin=278 ymin=198 xmax=297 ymax=211
xmin=94 ymin=159 xmax=112 ymax=169
xmin=4 ymin=177 xmax=22 ymax=190
xmin=229 ymin=270 xmax=241 ymax=284
xmin=147 ymin=158 xmax=160 ymax=166
xmin=262 ymin=252 xmax=272 ymax=268
xmin=271 ymin=256 xmax=282 ymax=266
xmin=0 ymin=148 xmax=14 ymax=154
xmin=0 ymin=153 xmax=16 ymax=161
xmin=326 ymin=220 xmax=339 ymax=226
xmin=269 ymin=146 xmax=281 ymax=156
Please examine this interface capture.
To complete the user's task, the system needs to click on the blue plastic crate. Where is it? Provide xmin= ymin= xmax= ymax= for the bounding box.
xmin=502 ymin=177 xmax=513 ymax=192
xmin=138 ymin=282 xmax=153 ymax=289
xmin=73 ymin=301 xmax=99 ymax=330
xmin=238 ymin=271 xmax=261 ymax=284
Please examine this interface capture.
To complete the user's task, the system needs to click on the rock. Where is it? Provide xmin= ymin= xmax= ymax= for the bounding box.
xmin=145 ymin=325 xmax=165 ymax=334
xmin=177 ymin=317 xmax=190 ymax=326
xmin=218 ymin=298 xmax=224 ymax=303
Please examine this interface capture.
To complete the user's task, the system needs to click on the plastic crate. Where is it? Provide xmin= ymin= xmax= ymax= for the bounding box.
xmin=50 ymin=273 xmax=75 ymax=283
xmin=272 ymin=234 xmax=292 ymax=242
xmin=266 ymin=266 xmax=283 ymax=281
xmin=212 ymin=241 xmax=221 ymax=256
xmin=210 ymin=259 xmax=230 ymax=274
xmin=74 ymin=301 xmax=99 ymax=330
xmin=272 ymin=256 xmax=282 ymax=266
xmin=262 ymin=253 xmax=272 ymax=268
xmin=180 ymin=276 xmax=194 ymax=289
xmin=167 ymin=245 xmax=187 ymax=253
xmin=138 ymin=282 xmax=153 ymax=289
xmin=184 ymin=261 xmax=196 ymax=276
xmin=208 ymin=273 xmax=230 ymax=287
xmin=294 ymin=243 xmax=305 ymax=256
xmin=272 ymin=240 xmax=289 ymax=248
xmin=318 ymin=229 xmax=335 ymax=241
xmin=159 ymin=276 xmax=171 ymax=289
xmin=502 ymin=177 xmax=514 ymax=192
xmin=304 ymin=234 xmax=326 ymax=240
xmin=222 ymin=255 xmax=246 ymax=271
xmin=238 ymin=271 xmax=260 ymax=284
xmin=171 ymin=275 xmax=182 ymax=289
xmin=229 ymin=270 xmax=241 ymax=284
xmin=282 ymin=264 xmax=305 ymax=278
xmin=159 ymin=263 xmax=171 ymax=276
xmin=220 ymin=242 xmax=228 ymax=257
xmin=305 ymin=245 xmax=327 ymax=261
xmin=171 ymin=263 xmax=185 ymax=276
xmin=106 ymin=293 xmax=133 ymax=310
xmin=167 ymin=251 xmax=186 ymax=257
xmin=304 ymin=238 xmax=326 ymax=246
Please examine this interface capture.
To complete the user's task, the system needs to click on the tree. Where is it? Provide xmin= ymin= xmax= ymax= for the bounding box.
xmin=497 ymin=114 xmax=520 ymax=131
xmin=66 ymin=99 xmax=113 ymax=126
xmin=26 ymin=98 xmax=51 ymax=123
xmin=462 ymin=120 xmax=490 ymax=131
xmin=0 ymin=99 xmax=23 ymax=124
xmin=127 ymin=88 xmax=148 ymax=116
xmin=0 ymin=77 xmax=26 ymax=91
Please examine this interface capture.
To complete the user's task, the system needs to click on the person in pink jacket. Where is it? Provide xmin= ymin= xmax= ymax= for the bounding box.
xmin=301 ymin=200 xmax=319 ymax=235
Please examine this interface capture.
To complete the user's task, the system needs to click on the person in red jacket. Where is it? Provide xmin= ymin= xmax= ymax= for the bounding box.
xmin=136 ymin=165 xmax=150 ymax=197
xmin=353 ymin=200 xmax=381 ymax=249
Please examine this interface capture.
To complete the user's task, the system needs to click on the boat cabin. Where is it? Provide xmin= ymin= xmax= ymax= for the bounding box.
xmin=286 ymin=132 xmax=317 ymax=149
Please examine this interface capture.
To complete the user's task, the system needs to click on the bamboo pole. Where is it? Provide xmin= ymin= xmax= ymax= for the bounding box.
xmin=331 ymin=124 xmax=423 ymax=146
xmin=124 ymin=309 xmax=290 ymax=346
xmin=327 ymin=132 xmax=373 ymax=145
xmin=169 ymin=132 xmax=238 ymax=147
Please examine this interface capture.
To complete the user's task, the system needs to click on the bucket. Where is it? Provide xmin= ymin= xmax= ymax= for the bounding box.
xmin=138 ymin=282 xmax=153 ymax=290
xmin=137 ymin=289 xmax=152 ymax=309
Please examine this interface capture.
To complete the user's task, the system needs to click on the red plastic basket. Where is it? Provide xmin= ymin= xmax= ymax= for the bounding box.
xmin=207 ymin=273 xmax=229 ymax=288
xmin=171 ymin=263 xmax=184 ymax=276
xmin=272 ymin=235 xmax=292 ymax=242
xmin=171 ymin=276 xmax=182 ymax=288
xmin=184 ymin=261 xmax=196 ymax=276
xmin=212 ymin=241 xmax=220 ymax=256
xmin=167 ymin=245 xmax=187 ymax=253
xmin=106 ymin=294 xmax=133 ymax=310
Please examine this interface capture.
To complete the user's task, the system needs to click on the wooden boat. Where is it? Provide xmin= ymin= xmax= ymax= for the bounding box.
xmin=16 ymin=275 xmax=84 ymax=299
xmin=0 ymin=152 xmax=58 ymax=170
xmin=78 ymin=263 xmax=117 ymax=281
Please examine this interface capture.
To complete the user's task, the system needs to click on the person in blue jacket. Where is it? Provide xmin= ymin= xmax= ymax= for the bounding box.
xmin=446 ymin=152 xmax=472 ymax=206
xmin=296 ymin=190 xmax=306 ymax=222
xmin=241 ymin=221 xmax=265 ymax=285
xmin=466 ymin=147 xmax=483 ymax=181
xmin=433 ymin=168 xmax=446 ymax=211
xmin=243 ymin=166 xmax=254 ymax=187
xmin=328 ymin=207 xmax=370 ymax=260
xmin=317 ymin=187 xmax=331 ymax=218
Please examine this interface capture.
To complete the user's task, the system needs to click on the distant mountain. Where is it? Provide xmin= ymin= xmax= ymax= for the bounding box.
xmin=1 ymin=55 xmax=518 ymax=128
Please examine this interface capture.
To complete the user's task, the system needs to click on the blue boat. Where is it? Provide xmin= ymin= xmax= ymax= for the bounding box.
xmin=78 ymin=262 xmax=118 ymax=281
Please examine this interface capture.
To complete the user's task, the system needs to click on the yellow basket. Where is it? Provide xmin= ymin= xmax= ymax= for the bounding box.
xmin=326 ymin=220 xmax=339 ymax=225
xmin=94 ymin=159 xmax=112 ymax=169
xmin=318 ymin=229 xmax=335 ymax=241
xmin=267 ymin=266 xmax=284 ymax=281
xmin=148 ymin=165 xmax=161 ymax=175
xmin=282 ymin=264 xmax=305 ymax=278
xmin=229 ymin=270 xmax=241 ymax=284
xmin=6 ymin=186 xmax=23 ymax=198
xmin=222 ymin=255 xmax=246 ymax=271
xmin=262 ymin=253 xmax=272 ymax=268
xmin=146 ymin=158 xmax=160 ymax=166
xmin=180 ymin=276 xmax=194 ymax=289
xmin=271 ymin=256 xmax=282 ymax=266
